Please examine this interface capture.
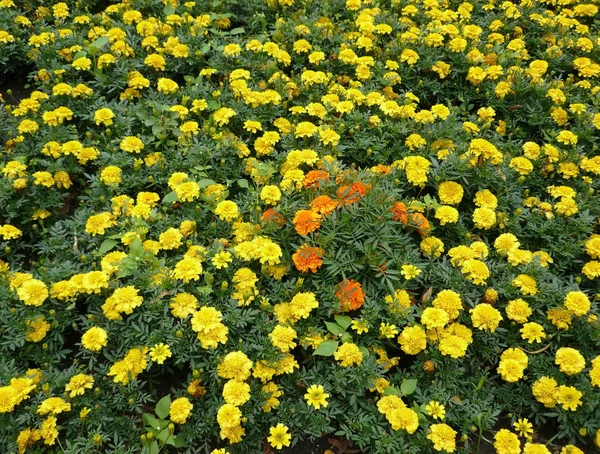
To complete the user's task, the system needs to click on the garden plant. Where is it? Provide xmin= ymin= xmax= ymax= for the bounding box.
xmin=0 ymin=0 xmax=600 ymax=453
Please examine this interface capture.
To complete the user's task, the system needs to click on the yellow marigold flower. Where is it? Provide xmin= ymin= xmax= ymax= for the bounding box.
xmin=81 ymin=327 xmax=108 ymax=352
xmin=149 ymin=343 xmax=172 ymax=364
xmin=157 ymin=77 xmax=179 ymax=94
xmin=65 ymin=374 xmax=94 ymax=398
xmin=427 ymin=423 xmax=456 ymax=452
xmin=563 ymin=291 xmax=590 ymax=316
xmin=215 ymin=200 xmax=239 ymax=221
xmin=304 ymin=384 xmax=329 ymax=409
xmin=555 ymin=385 xmax=582 ymax=411
xmin=426 ymin=401 xmax=446 ymax=420
xmin=72 ymin=56 xmax=91 ymax=70
xmin=17 ymin=279 xmax=48 ymax=306
xmin=397 ymin=325 xmax=427 ymax=355
xmin=119 ymin=136 xmax=144 ymax=153
xmin=38 ymin=397 xmax=71 ymax=415
xmin=470 ymin=304 xmax=502 ymax=332
xmin=334 ymin=342 xmax=363 ymax=367
xmin=94 ymin=108 xmax=115 ymax=126
xmin=494 ymin=429 xmax=520 ymax=454
xmin=222 ymin=379 xmax=250 ymax=406
xmin=555 ymin=348 xmax=585 ymax=375
xmin=213 ymin=107 xmax=236 ymax=126
xmin=269 ymin=325 xmax=297 ymax=352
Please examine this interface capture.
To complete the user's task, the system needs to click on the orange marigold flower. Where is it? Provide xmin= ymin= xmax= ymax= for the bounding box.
xmin=311 ymin=195 xmax=338 ymax=216
xmin=262 ymin=208 xmax=286 ymax=226
xmin=372 ymin=164 xmax=391 ymax=175
xmin=335 ymin=279 xmax=365 ymax=311
xmin=390 ymin=202 xmax=408 ymax=223
xmin=293 ymin=210 xmax=322 ymax=235
xmin=337 ymin=181 xmax=368 ymax=206
xmin=292 ymin=244 xmax=324 ymax=273
xmin=304 ymin=170 xmax=330 ymax=188
xmin=410 ymin=212 xmax=430 ymax=236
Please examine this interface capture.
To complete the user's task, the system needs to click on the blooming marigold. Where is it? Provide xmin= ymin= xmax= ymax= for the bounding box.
xmin=304 ymin=170 xmax=330 ymax=188
xmin=292 ymin=209 xmax=321 ymax=235
xmin=390 ymin=202 xmax=408 ymax=223
xmin=292 ymin=244 xmax=324 ymax=273
xmin=337 ymin=181 xmax=368 ymax=206
xmin=335 ymin=279 xmax=365 ymax=311
xmin=409 ymin=212 xmax=430 ymax=236
xmin=262 ymin=208 xmax=286 ymax=226
xmin=311 ymin=195 xmax=337 ymax=216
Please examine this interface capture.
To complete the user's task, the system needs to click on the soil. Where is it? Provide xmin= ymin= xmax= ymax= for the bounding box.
xmin=0 ymin=75 xmax=33 ymax=105
xmin=282 ymin=437 xmax=334 ymax=454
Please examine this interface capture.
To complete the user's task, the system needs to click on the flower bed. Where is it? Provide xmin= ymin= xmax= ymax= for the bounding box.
xmin=0 ymin=0 xmax=599 ymax=453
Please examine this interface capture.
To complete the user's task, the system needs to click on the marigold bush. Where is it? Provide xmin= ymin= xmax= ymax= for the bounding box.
xmin=0 ymin=0 xmax=600 ymax=453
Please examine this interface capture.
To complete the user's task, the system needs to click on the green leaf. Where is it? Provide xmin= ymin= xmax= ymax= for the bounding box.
xmin=230 ymin=27 xmax=245 ymax=35
xmin=163 ymin=4 xmax=175 ymax=15
xmin=198 ymin=178 xmax=216 ymax=188
xmin=98 ymin=239 xmax=118 ymax=255
xmin=150 ymin=441 xmax=159 ymax=454
xmin=90 ymin=36 xmax=109 ymax=48
xmin=155 ymin=395 xmax=171 ymax=419
xmin=129 ymin=237 xmax=144 ymax=257
xmin=325 ymin=322 xmax=345 ymax=336
xmin=173 ymin=436 xmax=185 ymax=448
xmin=359 ymin=347 xmax=370 ymax=359
xmin=196 ymin=285 xmax=213 ymax=295
xmin=475 ymin=375 xmax=486 ymax=391
xmin=401 ymin=379 xmax=418 ymax=396
xmin=157 ymin=429 xmax=170 ymax=442
xmin=313 ymin=340 xmax=339 ymax=356
xmin=163 ymin=191 xmax=178 ymax=204
xmin=237 ymin=178 xmax=249 ymax=189
xmin=341 ymin=332 xmax=353 ymax=343
xmin=142 ymin=413 xmax=160 ymax=429
xmin=334 ymin=315 xmax=352 ymax=330
xmin=383 ymin=386 xmax=402 ymax=396
xmin=73 ymin=51 xmax=87 ymax=61
xmin=116 ymin=258 xmax=137 ymax=279
xmin=207 ymin=100 xmax=221 ymax=110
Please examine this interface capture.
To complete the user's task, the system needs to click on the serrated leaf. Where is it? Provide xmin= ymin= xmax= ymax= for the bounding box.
xmin=401 ymin=379 xmax=418 ymax=396
xmin=325 ymin=322 xmax=345 ymax=336
xmin=91 ymin=36 xmax=109 ymax=48
xmin=334 ymin=315 xmax=352 ymax=330
xmin=163 ymin=191 xmax=178 ymax=204
xmin=98 ymin=239 xmax=118 ymax=255
xmin=155 ymin=395 xmax=171 ymax=419
xmin=313 ymin=340 xmax=339 ymax=356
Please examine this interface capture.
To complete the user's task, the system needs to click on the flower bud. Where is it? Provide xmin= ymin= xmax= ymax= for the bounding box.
xmin=423 ymin=360 xmax=435 ymax=373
